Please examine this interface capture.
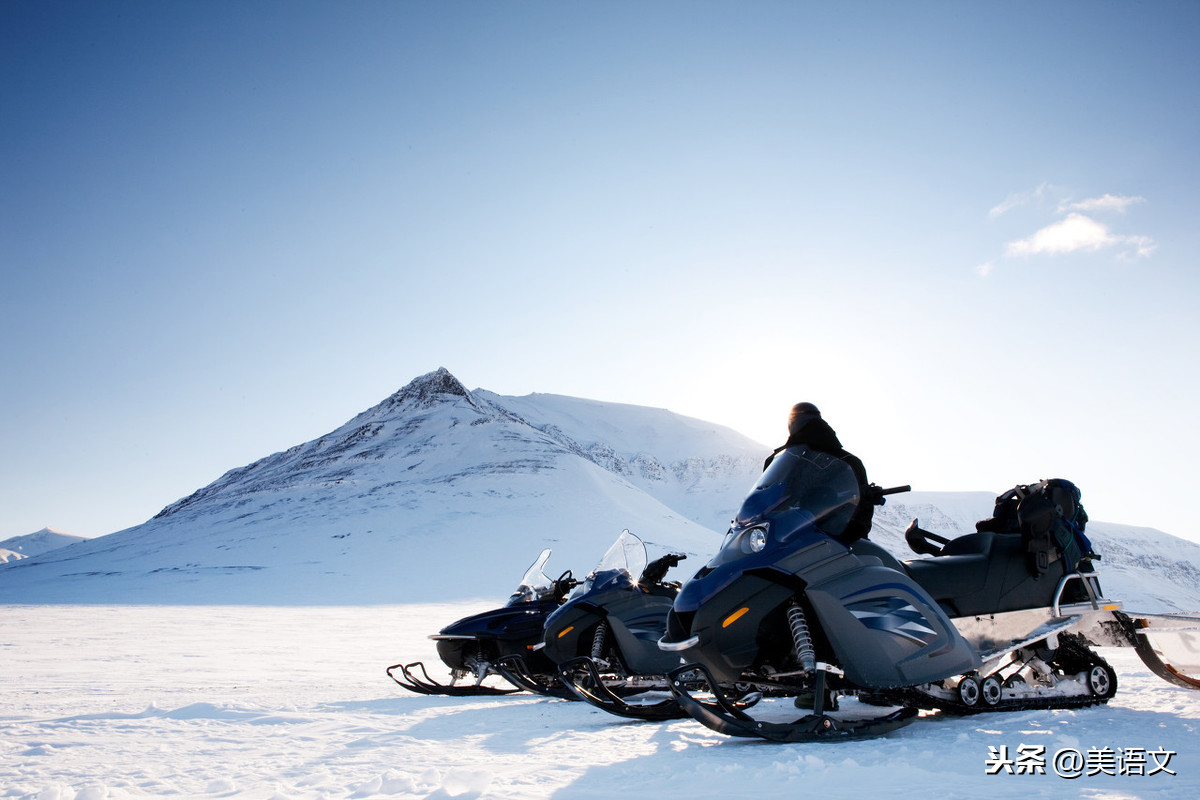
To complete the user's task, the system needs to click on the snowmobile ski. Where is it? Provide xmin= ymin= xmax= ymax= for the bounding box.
xmin=668 ymin=663 xmax=919 ymax=742
xmin=386 ymin=660 xmax=520 ymax=696
xmin=557 ymin=657 xmax=689 ymax=720
xmin=493 ymin=654 xmax=579 ymax=700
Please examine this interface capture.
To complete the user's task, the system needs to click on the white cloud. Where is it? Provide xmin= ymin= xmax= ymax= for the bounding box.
xmin=983 ymin=187 xmax=1155 ymax=274
xmin=1058 ymin=194 xmax=1145 ymax=214
xmin=1006 ymin=212 xmax=1155 ymax=259
xmin=1006 ymin=213 xmax=1112 ymax=256
xmin=988 ymin=182 xmax=1052 ymax=219
xmin=1117 ymin=235 xmax=1158 ymax=260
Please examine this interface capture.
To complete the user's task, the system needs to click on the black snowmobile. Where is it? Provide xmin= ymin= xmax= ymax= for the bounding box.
xmin=387 ymin=548 xmax=578 ymax=696
xmin=533 ymin=530 xmax=698 ymax=720
xmin=658 ymin=444 xmax=1200 ymax=742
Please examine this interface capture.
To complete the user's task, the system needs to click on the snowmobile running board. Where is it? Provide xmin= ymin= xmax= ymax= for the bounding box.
xmin=386 ymin=661 xmax=521 ymax=697
xmin=558 ymin=657 xmax=689 ymax=720
xmin=668 ymin=663 xmax=919 ymax=743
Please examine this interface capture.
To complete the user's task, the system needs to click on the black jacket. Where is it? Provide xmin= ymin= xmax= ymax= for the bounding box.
xmin=764 ymin=417 xmax=874 ymax=543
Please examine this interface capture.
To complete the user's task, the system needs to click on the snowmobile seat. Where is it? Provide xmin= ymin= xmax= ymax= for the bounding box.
xmin=903 ymin=535 xmax=992 ymax=615
xmin=903 ymin=531 xmax=1068 ymax=618
xmin=981 ymin=532 xmax=1070 ymax=613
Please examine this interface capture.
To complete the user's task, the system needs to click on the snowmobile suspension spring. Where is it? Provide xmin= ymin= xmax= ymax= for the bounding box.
xmin=591 ymin=620 xmax=608 ymax=660
xmin=787 ymin=602 xmax=816 ymax=673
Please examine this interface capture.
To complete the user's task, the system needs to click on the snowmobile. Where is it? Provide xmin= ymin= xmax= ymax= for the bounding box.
xmin=387 ymin=548 xmax=578 ymax=697
xmin=531 ymin=530 xmax=698 ymax=720
xmin=658 ymin=444 xmax=1200 ymax=742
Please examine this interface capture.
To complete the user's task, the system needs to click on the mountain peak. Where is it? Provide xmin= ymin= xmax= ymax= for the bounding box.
xmin=384 ymin=367 xmax=473 ymax=410
xmin=407 ymin=366 xmax=468 ymax=394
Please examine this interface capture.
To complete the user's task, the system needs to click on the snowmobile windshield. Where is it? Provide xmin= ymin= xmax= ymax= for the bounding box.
xmin=507 ymin=548 xmax=556 ymax=606
xmin=570 ymin=530 xmax=648 ymax=598
xmin=708 ymin=446 xmax=859 ymax=567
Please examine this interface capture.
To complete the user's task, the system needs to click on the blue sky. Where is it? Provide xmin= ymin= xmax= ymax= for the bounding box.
xmin=3 ymin=1 xmax=1198 ymax=543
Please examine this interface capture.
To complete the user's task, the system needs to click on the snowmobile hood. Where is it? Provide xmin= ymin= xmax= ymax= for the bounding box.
xmin=671 ymin=551 xmax=782 ymax=616
xmin=435 ymin=600 xmax=556 ymax=640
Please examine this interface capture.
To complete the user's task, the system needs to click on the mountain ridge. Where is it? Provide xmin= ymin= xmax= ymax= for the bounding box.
xmin=2 ymin=369 xmax=1197 ymax=612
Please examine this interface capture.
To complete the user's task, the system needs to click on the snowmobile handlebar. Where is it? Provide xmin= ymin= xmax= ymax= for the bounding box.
xmin=640 ymin=553 xmax=687 ymax=586
xmin=865 ymin=483 xmax=911 ymax=506
xmin=552 ymin=570 xmax=580 ymax=601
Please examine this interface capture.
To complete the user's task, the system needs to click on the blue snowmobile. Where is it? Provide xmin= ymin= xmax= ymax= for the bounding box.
xmin=533 ymin=530 xmax=696 ymax=719
xmin=387 ymin=548 xmax=577 ymax=696
xmin=659 ymin=444 xmax=1200 ymax=742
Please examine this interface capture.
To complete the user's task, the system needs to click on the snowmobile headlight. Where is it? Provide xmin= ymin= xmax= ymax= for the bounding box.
xmin=746 ymin=526 xmax=768 ymax=553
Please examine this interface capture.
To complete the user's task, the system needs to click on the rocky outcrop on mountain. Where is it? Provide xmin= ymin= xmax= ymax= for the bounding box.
xmin=153 ymin=369 xmax=528 ymax=522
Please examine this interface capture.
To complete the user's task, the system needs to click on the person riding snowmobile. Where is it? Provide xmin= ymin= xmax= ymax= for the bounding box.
xmin=763 ymin=402 xmax=875 ymax=543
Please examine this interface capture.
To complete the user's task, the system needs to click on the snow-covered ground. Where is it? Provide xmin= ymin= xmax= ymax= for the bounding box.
xmin=3 ymin=603 xmax=1198 ymax=800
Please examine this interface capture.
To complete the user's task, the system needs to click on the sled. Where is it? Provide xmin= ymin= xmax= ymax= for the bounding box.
xmin=1116 ymin=610 xmax=1200 ymax=689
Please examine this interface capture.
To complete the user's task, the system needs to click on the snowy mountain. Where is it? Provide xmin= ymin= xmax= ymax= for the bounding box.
xmin=0 ymin=369 xmax=760 ymax=604
xmin=0 ymin=527 xmax=86 ymax=562
xmin=2 ymin=368 xmax=1198 ymax=613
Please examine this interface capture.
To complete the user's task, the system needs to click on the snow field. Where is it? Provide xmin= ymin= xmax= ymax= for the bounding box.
xmin=1 ymin=603 xmax=1197 ymax=800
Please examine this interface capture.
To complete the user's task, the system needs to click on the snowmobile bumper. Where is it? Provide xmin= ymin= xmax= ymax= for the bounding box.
xmin=657 ymin=634 xmax=699 ymax=652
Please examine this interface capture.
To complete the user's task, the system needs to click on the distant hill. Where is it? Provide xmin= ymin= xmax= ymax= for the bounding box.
xmin=0 ymin=528 xmax=87 ymax=563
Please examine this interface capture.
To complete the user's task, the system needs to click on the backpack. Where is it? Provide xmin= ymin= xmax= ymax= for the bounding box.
xmin=976 ymin=479 xmax=1095 ymax=577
